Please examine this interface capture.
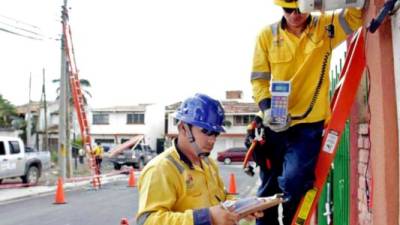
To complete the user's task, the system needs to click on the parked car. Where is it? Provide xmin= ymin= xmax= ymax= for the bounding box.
xmin=217 ymin=147 xmax=252 ymax=165
xmin=109 ymin=140 xmax=157 ymax=170
xmin=0 ymin=136 xmax=51 ymax=185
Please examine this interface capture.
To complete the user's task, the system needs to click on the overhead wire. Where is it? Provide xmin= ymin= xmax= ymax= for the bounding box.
xmin=0 ymin=13 xmax=60 ymax=41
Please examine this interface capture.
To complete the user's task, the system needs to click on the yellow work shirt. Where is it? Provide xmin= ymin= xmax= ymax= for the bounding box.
xmin=93 ymin=146 xmax=103 ymax=157
xmin=251 ymin=8 xmax=362 ymax=126
xmin=136 ymin=142 xmax=233 ymax=225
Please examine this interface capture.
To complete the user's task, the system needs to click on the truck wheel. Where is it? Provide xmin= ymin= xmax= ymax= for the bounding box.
xmin=113 ymin=163 xmax=122 ymax=170
xmin=22 ymin=166 xmax=40 ymax=185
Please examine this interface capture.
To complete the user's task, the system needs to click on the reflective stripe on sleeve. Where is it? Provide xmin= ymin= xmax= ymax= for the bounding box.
xmin=251 ymin=72 xmax=271 ymax=81
xmin=339 ymin=9 xmax=353 ymax=35
xmin=137 ymin=211 xmax=153 ymax=225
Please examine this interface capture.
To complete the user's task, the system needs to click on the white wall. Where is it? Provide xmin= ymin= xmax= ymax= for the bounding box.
xmin=90 ymin=104 xmax=164 ymax=149
xmin=143 ymin=103 xmax=165 ymax=149
xmin=0 ymin=130 xmax=19 ymax=137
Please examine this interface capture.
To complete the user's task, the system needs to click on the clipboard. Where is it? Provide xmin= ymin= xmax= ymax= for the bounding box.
xmin=222 ymin=194 xmax=284 ymax=219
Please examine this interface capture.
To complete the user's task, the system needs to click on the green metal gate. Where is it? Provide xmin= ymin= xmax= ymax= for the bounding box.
xmin=318 ymin=56 xmax=350 ymax=225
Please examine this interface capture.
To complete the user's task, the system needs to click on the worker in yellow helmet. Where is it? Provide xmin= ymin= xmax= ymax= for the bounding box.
xmin=92 ymin=142 xmax=104 ymax=174
xmin=137 ymin=94 xmax=264 ymax=225
xmin=249 ymin=0 xmax=363 ymax=224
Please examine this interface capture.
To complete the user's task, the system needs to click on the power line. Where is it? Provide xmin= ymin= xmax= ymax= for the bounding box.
xmin=0 ymin=20 xmax=44 ymax=39
xmin=0 ymin=26 xmax=42 ymax=40
xmin=0 ymin=13 xmax=41 ymax=30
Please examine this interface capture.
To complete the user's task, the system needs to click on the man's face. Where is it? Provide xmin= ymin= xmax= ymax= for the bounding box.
xmin=282 ymin=8 xmax=310 ymax=29
xmin=190 ymin=126 xmax=219 ymax=154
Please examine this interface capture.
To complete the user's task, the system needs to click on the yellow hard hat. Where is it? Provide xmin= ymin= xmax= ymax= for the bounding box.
xmin=274 ymin=0 xmax=298 ymax=8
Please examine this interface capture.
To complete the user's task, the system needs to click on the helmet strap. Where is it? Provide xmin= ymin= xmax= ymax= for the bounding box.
xmin=183 ymin=123 xmax=209 ymax=158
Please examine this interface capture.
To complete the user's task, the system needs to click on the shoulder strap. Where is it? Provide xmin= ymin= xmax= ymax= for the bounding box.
xmin=166 ymin=154 xmax=185 ymax=174
xmin=271 ymin=22 xmax=279 ymax=38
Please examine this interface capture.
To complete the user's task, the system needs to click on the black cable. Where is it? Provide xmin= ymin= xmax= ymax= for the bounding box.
xmin=292 ymin=52 xmax=330 ymax=120
xmin=292 ymin=13 xmax=334 ymax=120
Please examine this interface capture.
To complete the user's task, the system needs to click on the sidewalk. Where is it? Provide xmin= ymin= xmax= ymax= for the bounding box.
xmin=0 ymin=168 xmax=136 ymax=204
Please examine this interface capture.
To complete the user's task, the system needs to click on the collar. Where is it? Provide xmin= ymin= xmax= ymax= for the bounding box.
xmin=280 ymin=15 xmax=312 ymax=30
xmin=174 ymin=138 xmax=194 ymax=169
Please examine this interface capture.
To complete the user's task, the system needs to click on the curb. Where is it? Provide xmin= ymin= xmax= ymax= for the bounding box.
xmin=0 ymin=171 xmax=137 ymax=204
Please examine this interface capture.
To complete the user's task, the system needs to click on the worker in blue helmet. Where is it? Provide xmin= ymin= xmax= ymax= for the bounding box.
xmin=174 ymin=93 xmax=225 ymax=158
xmin=137 ymin=93 xmax=263 ymax=225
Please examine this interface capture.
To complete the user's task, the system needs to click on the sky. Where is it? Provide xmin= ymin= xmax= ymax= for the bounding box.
xmin=0 ymin=0 xmax=283 ymax=108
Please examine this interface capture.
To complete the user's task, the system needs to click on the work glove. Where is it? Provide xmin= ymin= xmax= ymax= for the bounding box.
xmin=262 ymin=109 xmax=291 ymax=133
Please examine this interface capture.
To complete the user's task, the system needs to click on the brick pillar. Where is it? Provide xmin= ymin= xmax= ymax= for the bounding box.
xmin=357 ymin=123 xmax=372 ymax=225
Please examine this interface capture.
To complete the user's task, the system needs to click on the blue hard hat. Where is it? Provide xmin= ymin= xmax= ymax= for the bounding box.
xmin=175 ymin=93 xmax=225 ymax=133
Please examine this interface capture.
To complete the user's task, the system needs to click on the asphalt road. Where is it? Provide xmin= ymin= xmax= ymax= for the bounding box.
xmin=0 ymin=164 xmax=259 ymax=225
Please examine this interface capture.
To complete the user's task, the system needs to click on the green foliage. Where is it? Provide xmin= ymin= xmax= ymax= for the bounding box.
xmin=52 ymin=78 xmax=92 ymax=104
xmin=50 ymin=149 xmax=58 ymax=163
xmin=0 ymin=94 xmax=17 ymax=127
xmin=71 ymin=136 xmax=83 ymax=149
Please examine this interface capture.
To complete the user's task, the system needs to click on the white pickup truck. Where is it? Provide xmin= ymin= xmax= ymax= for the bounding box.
xmin=0 ymin=136 xmax=51 ymax=185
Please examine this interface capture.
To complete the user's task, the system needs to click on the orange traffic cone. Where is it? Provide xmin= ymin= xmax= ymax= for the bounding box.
xmin=120 ymin=218 xmax=129 ymax=225
xmin=128 ymin=168 xmax=136 ymax=187
xmin=228 ymin=173 xmax=238 ymax=195
xmin=54 ymin=177 xmax=66 ymax=204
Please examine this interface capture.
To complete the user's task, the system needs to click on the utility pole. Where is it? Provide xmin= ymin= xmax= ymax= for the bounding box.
xmin=58 ymin=0 xmax=69 ymax=179
xmin=26 ymin=73 xmax=32 ymax=146
xmin=42 ymin=68 xmax=48 ymax=151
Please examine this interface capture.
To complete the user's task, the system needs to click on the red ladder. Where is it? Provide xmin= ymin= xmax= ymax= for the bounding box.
xmin=291 ymin=27 xmax=366 ymax=225
xmin=61 ymin=6 xmax=101 ymax=189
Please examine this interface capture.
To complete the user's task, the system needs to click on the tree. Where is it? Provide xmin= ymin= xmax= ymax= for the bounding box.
xmin=52 ymin=78 xmax=92 ymax=105
xmin=0 ymin=95 xmax=17 ymax=127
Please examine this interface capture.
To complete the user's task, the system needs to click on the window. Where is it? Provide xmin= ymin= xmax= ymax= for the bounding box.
xmin=127 ymin=113 xmax=145 ymax=124
xmin=233 ymin=115 xmax=256 ymax=126
xmin=25 ymin=147 xmax=37 ymax=153
xmin=9 ymin=141 xmax=21 ymax=154
xmin=93 ymin=114 xmax=109 ymax=125
xmin=0 ymin=142 xmax=5 ymax=155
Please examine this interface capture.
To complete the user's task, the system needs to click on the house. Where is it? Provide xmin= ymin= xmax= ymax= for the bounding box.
xmin=165 ymin=91 xmax=259 ymax=159
xmin=89 ymin=103 xmax=164 ymax=151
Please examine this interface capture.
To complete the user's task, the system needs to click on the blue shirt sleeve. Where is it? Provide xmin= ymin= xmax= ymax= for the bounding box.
xmin=193 ymin=208 xmax=212 ymax=225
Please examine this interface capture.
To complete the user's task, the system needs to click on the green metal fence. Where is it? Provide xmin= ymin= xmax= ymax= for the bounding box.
xmin=318 ymin=56 xmax=350 ymax=225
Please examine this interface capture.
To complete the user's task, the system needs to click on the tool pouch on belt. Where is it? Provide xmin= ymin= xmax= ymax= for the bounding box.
xmin=244 ymin=116 xmax=270 ymax=170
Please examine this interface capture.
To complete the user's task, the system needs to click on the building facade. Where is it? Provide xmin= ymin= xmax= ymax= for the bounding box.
xmin=89 ymin=104 xmax=164 ymax=151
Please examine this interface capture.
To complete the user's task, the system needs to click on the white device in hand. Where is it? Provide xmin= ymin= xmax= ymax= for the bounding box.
xmin=269 ymin=81 xmax=291 ymax=126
